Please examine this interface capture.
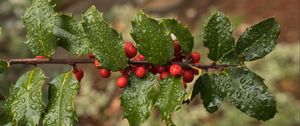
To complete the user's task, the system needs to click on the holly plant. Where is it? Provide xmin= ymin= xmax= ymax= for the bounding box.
xmin=0 ymin=0 xmax=280 ymax=126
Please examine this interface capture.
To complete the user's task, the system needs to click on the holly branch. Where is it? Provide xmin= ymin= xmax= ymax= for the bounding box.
xmin=5 ymin=58 xmax=236 ymax=71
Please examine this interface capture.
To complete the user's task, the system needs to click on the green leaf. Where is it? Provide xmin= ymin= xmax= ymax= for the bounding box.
xmin=190 ymin=77 xmax=201 ymax=101
xmin=43 ymin=71 xmax=80 ymax=126
xmin=199 ymin=74 xmax=224 ymax=113
xmin=203 ymin=12 xmax=235 ymax=61
xmin=161 ymin=18 xmax=194 ymax=55
xmin=22 ymin=0 xmax=57 ymax=57
xmin=218 ymin=50 xmax=241 ymax=65
xmin=235 ymin=18 xmax=280 ymax=61
xmin=155 ymin=76 xmax=186 ymax=119
xmin=0 ymin=59 xmax=8 ymax=73
xmin=2 ymin=67 xmax=46 ymax=126
xmin=131 ymin=11 xmax=174 ymax=65
xmin=120 ymin=72 xmax=160 ymax=126
xmin=82 ymin=6 xmax=128 ymax=71
xmin=220 ymin=67 xmax=277 ymax=121
xmin=54 ymin=14 xmax=89 ymax=55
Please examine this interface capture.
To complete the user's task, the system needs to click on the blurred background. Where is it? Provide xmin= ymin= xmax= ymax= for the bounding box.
xmin=0 ymin=0 xmax=299 ymax=126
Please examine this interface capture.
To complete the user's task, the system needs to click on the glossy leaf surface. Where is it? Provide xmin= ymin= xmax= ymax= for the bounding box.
xmin=203 ymin=12 xmax=235 ymax=61
xmin=161 ymin=18 xmax=194 ymax=55
xmin=236 ymin=18 xmax=280 ymax=61
xmin=82 ymin=6 xmax=128 ymax=71
xmin=55 ymin=14 xmax=89 ymax=55
xmin=2 ymin=67 xmax=46 ymax=125
xmin=155 ymin=76 xmax=186 ymax=119
xmin=131 ymin=11 xmax=174 ymax=65
xmin=43 ymin=71 xmax=80 ymax=126
xmin=120 ymin=73 xmax=159 ymax=126
xmin=218 ymin=50 xmax=241 ymax=65
xmin=23 ymin=0 xmax=57 ymax=57
xmin=220 ymin=68 xmax=277 ymax=120
xmin=199 ymin=74 xmax=224 ymax=113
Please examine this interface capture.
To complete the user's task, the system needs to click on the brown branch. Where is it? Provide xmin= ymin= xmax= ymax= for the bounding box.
xmin=8 ymin=58 xmax=93 ymax=65
xmin=5 ymin=58 xmax=237 ymax=70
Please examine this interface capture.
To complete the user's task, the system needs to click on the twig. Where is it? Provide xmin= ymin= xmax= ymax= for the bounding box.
xmin=5 ymin=58 xmax=237 ymax=70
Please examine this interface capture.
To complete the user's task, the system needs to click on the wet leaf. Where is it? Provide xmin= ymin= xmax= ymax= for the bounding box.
xmin=1 ymin=67 xmax=47 ymax=126
xmin=199 ymin=74 xmax=224 ymax=113
xmin=235 ymin=18 xmax=280 ymax=61
xmin=218 ymin=50 xmax=241 ymax=65
xmin=155 ymin=76 xmax=186 ymax=119
xmin=120 ymin=73 xmax=160 ymax=126
xmin=82 ymin=6 xmax=128 ymax=71
xmin=55 ymin=14 xmax=89 ymax=55
xmin=131 ymin=11 xmax=174 ymax=65
xmin=219 ymin=67 xmax=277 ymax=121
xmin=161 ymin=18 xmax=194 ymax=55
xmin=0 ymin=59 xmax=8 ymax=73
xmin=43 ymin=71 xmax=80 ymax=126
xmin=188 ymin=68 xmax=203 ymax=102
xmin=190 ymin=77 xmax=201 ymax=101
xmin=23 ymin=0 xmax=57 ymax=57
xmin=203 ymin=12 xmax=235 ymax=61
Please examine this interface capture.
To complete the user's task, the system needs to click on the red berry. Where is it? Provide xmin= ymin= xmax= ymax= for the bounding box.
xmin=132 ymin=54 xmax=145 ymax=67
xmin=117 ymin=76 xmax=128 ymax=88
xmin=133 ymin=54 xmax=145 ymax=61
xmin=99 ymin=68 xmax=111 ymax=78
xmin=74 ymin=73 xmax=82 ymax=81
xmin=148 ymin=65 xmax=157 ymax=74
xmin=78 ymin=69 xmax=84 ymax=78
xmin=156 ymin=65 xmax=167 ymax=73
xmin=173 ymin=41 xmax=181 ymax=55
xmin=94 ymin=60 xmax=101 ymax=67
xmin=182 ymin=81 xmax=187 ymax=89
xmin=73 ymin=68 xmax=84 ymax=82
xmin=160 ymin=71 xmax=169 ymax=80
xmin=134 ymin=66 xmax=147 ymax=78
xmin=124 ymin=42 xmax=137 ymax=59
xmin=169 ymin=64 xmax=183 ymax=77
xmin=35 ymin=56 xmax=46 ymax=59
xmin=88 ymin=53 xmax=95 ymax=58
xmin=191 ymin=51 xmax=201 ymax=63
xmin=182 ymin=70 xmax=194 ymax=83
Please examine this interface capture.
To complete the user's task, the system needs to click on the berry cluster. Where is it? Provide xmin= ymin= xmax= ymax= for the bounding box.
xmin=37 ymin=41 xmax=201 ymax=89
xmin=151 ymin=41 xmax=200 ymax=88
xmin=116 ymin=41 xmax=201 ymax=89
